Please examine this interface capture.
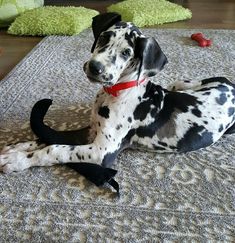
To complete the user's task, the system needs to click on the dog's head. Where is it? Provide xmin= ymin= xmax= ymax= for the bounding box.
xmin=84 ymin=13 xmax=168 ymax=87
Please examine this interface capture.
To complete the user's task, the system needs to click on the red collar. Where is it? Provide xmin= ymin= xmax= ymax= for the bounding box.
xmin=103 ymin=79 xmax=146 ymax=97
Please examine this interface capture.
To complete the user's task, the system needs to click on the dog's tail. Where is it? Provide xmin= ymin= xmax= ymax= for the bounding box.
xmin=30 ymin=99 xmax=88 ymax=145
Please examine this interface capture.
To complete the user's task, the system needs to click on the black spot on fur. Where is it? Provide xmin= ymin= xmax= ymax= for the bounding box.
xmin=218 ymin=124 xmax=223 ymax=132
xmin=148 ymin=71 xmax=157 ymax=77
xmin=27 ymin=153 xmax=34 ymax=158
xmin=109 ymin=74 xmax=113 ymax=80
xmin=216 ymin=93 xmax=227 ymax=105
xmin=125 ymin=33 xmax=134 ymax=48
xmin=228 ymin=107 xmax=235 ymax=116
xmin=202 ymin=91 xmax=211 ymax=96
xmin=76 ymin=153 xmax=81 ymax=160
xmin=192 ymin=108 xmax=202 ymax=117
xmin=158 ymin=141 xmax=168 ymax=147
xmin=128 ymin=117 xmax=132 ymax=123
xmin=70 ymin=146 xmax=75 ymax=151
xmin=116 ymin=124 xmax=122 ymax=130
xmin=111 ymin=55 xmax=116 ymax=64
xmin=98 ymin=106 xmax=110 ymax=118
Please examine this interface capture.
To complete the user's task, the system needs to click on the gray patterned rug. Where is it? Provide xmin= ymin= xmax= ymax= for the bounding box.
xmin=0 ymin=29 xmax=235 ymax=242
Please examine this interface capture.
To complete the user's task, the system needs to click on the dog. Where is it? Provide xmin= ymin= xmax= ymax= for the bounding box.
xmin=1 ymin=13 xmax=235 ymax=178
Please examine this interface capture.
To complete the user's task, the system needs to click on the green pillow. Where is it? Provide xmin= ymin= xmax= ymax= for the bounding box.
xmin=107 ymin=0 xmax=192 ymax=27
xmin=0 ymin=0 xmax=43 ymax=27
xmin=8 ymin=6 xmax=99 ymax=36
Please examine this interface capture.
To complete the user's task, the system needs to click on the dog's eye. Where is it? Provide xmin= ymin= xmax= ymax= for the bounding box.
xmin=121 ymin=49 xmax=131 ymax=57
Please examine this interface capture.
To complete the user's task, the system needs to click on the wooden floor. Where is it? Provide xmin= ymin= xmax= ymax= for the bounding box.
xmin=0 ymin=0 xmax=235 ymax=81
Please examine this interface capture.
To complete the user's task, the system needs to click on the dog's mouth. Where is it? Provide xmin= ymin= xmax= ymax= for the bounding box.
xmin=87 ymin=75 xmax=114 ymax=87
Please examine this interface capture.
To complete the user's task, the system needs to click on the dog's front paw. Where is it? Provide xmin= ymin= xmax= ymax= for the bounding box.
xmin=0 ymin=151 xmax=31 ymax=173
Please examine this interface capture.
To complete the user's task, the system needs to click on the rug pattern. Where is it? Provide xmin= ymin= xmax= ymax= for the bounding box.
xmin=0 ymin=29 xmax=235 ymax=242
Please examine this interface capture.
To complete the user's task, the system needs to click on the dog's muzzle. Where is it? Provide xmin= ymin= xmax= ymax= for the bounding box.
xmin=84 ymin=60 xmax=114 ymax=86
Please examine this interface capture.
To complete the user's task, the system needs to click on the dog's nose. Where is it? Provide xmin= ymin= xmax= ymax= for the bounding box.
xmin=89 ymin=60 xmax=105 ymax=75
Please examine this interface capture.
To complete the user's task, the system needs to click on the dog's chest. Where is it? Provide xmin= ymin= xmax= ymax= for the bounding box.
xmin=90 ymin=86 xmax=151 ymax=134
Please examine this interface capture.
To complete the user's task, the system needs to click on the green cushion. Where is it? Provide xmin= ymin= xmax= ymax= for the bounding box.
xmin=0 ymin=0 xmax=43 ymax=27
xmin=107 ymin=0 xmax=192 ymax=27
xmin=8 ymin=6 xmax=99 ymax=36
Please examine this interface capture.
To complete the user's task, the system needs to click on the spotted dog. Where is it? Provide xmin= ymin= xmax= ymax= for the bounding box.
xmin=1 ymin=13 xmax=235 ymax=175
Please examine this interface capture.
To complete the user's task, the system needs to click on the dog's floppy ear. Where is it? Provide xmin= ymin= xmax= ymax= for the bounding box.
xmin=135 ymin=37 xmax=168 ymax=78
xmin=91 ymin=12 xmax=121 ymax=52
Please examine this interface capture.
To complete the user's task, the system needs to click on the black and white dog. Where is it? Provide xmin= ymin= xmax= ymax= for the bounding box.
xmin=1 ymin=13 xmax=235 ymax=186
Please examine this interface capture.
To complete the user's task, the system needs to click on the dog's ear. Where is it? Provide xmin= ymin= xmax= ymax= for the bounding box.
xmin=135 ymin=37 xmax=168 ymax=78
xmin=91 ymin=12 xmax=121 ymax=52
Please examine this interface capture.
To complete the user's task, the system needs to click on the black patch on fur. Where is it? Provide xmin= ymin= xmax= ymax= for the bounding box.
xmin=158 ymin=141 xmax=168 ymax=147
xmin=125 ymin=129 xmax=136 ymax=141
xmin=125 ymin=33 xmax=134 ymax=48
xmin=116 ymin=124 xmax=122 ymax=130
xmin=98 ymin=106 xmax=110 ymax=118
xmin=109 ymin=74 xmax=113 ymax=80
xmin=134 ymin=83 xmax=164 ymax=121
xmin=198 ymin=87 xmax=216 ymax=92
xmin=97 ymin=31 xmax=115 ymax=50
xmin=202 ymin=91 xmax=211 ymax=96
xmin=76 ymin=153 xmax=81 ymax=160
xmin=218 ymin=124 xmax=223 ymax=132
xmin=102 ymin=150 xmax=119 ymax=167
xmin=115 ymin=21 xmax=127 ymax=28
xmin=111 ymin=55 xmax=116 ymax=64
xmin=70 ymin=146 xmax=75 ymax=151
xmin=177 ymin=123 xmax=213 ymax=152
xmin=132 ymin=82 xmax=204 ymax=142
xmin=128 ymin=117 xmax=132 ymax=123
xmin=228 ymin=107 xmax=235 ymax=116
xmin=216 ymin=93 xmax=227 ymax=105
xmin=192 ymin=108 xmax=202 ymax=117
xmin=201 ymin=77 xmax=232 ymax=86
xmin=133 ymin=100 xmax=152 ymax=121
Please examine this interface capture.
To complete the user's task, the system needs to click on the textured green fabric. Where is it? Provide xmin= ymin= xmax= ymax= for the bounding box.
xmin=107 ymin=0 xmax=192 ymax=27
xmin=8 ymin=6 xmax=99 ymax=36
xmin=0 ymin=0 xmax=43 ymax=27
